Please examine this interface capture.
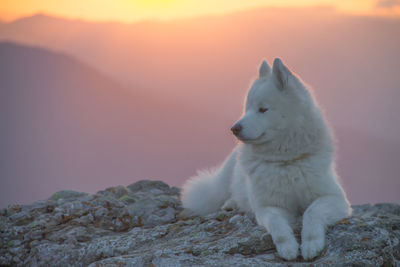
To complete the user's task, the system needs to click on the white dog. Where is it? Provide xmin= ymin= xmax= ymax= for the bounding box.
xmin=181 ymin=58 xmax=351 ymax=260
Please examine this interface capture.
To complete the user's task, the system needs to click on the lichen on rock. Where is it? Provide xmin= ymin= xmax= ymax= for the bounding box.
xmin=0 ymin=180 xmax=399 ymax=266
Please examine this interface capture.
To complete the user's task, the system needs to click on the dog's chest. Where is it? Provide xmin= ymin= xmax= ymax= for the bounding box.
xmin=241 ymin=157 xmax=314 ymax=212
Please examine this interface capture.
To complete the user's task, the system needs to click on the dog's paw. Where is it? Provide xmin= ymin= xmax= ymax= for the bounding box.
xmin=301 ymin=234 xmax=325 ymax=260
xmin=221 ymin=198 xmax=237 ymax=211
xmin=275 ymin=236 xmax=299 ymax=261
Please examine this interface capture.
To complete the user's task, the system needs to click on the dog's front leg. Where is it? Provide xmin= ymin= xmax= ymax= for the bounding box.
xmin=301 ymin=195 xmax=350 ymax=260
xmin=255 ymin=206 xmax=299 ymax=260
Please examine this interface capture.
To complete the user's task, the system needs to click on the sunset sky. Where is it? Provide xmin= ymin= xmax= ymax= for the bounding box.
xmin=1 ymin=0 xmax=399 ymax=22
xmin=1 ymin=0 xmax=400 ymax=207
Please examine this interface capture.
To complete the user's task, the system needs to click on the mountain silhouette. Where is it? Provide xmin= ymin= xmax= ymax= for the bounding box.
xmin=0 ymin=42 xmax=234 ymax=207
xmin=1 ymin=8 xmax=399 ymax=142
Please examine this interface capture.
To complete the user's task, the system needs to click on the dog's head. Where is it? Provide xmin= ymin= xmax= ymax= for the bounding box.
xmin=231 ymin=58 xmax=315 ymax=145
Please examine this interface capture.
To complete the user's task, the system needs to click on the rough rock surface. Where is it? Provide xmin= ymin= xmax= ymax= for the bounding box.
xmin=1 ymin=180 xmax=399 ymax=266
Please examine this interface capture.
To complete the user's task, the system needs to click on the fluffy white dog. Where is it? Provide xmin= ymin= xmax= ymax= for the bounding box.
xmin=181 ymin=58 xmax=351 ymax=260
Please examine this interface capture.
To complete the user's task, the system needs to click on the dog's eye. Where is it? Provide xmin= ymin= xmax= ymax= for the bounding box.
xmin=259 ymin=107 xmax=268 ymax=113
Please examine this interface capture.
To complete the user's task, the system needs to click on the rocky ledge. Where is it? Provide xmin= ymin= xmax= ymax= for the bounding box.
xmin=1 ymin=180 xmax=399 ymax=266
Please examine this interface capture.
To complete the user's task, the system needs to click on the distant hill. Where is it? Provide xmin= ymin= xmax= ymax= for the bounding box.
xmin=0 ymin=9 xmax=399 ymax=142
xmin=0 ymin=42 xmax=234 ymax=207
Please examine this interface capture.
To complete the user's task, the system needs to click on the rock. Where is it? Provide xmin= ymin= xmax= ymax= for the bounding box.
xmin=119 ymin=195 xmax=136 ymax=204
xmin=97 ymin=185 xmax=130 ymax=199
xmin=127 ymin=180 xmax=172 ymax=194
xmin=1 ymin=180 xmax=399 ymax=266
xmin=49 ymin=190 xmax=88 ymax=201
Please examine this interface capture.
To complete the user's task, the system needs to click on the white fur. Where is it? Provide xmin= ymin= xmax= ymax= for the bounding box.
xmin=181 ymin=58 xmax=351 ymax=261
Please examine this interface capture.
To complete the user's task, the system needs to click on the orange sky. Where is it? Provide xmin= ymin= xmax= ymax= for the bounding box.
xmin=0 ymin=0 xmax=399 ymax=23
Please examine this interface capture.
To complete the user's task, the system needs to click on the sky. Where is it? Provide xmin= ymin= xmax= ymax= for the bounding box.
xmin=0 ymin=0 xmax=400 ymax=23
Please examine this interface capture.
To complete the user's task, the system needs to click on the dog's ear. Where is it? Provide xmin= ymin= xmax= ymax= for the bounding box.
xmin=259 ymin=60 xmax=271 ymax=78
xmin=272 ymin=58 xmax=292 ymax=90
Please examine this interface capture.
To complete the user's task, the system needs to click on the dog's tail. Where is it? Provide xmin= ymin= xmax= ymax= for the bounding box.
xmin=181 ymin=147 xmax=238 ymax=216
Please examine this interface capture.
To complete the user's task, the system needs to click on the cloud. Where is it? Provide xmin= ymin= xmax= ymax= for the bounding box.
xmin=376 ymin=0 xmax=400 ymax=8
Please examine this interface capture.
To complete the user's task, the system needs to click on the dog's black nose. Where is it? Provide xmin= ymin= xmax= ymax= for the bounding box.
xmin=231 ymin=124 xmax=242 ymax=136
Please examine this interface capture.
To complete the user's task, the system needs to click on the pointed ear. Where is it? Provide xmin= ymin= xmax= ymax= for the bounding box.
xmin=272 ymin=58 xmax=292 ymax=90
xmin=259 ymin=60 xmax=271 ymax=78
